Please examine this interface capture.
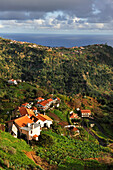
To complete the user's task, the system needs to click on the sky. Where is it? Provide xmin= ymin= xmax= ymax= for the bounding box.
xmin=0 ymin=0 xmax=113 ymax=34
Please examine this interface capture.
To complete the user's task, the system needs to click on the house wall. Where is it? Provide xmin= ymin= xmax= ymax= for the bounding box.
xmin=43 ymin=120 xmax=52 ymax=128
xmin=29 ymin=126 xmax=41 ymax=140
xmin=82 ymin=113 xmax=90 ymax=117
xmin=36 ymin=120 xmax=52 ymax=128
xmin=20 ymin=129 xmax=29 ymax=140
xmin=12 ymin=124 xmax=18 ymax=137
xmin=36 ymin=120 xmax=44 ymax=127
xmin=20 ymin=126 xmax=41 ymax=140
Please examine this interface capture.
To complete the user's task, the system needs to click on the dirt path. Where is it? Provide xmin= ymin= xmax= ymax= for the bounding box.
xmin=25 ymin=151 xmax=57 ymax=170
xmin=83 ymin=126 xmax=107 ymax=146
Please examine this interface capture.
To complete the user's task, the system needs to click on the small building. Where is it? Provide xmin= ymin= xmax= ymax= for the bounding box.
xmin=19 ymin=107 xmax=35 ymax=117
xmin=70 ymin=112 xmax=80 ymax=120
xmin=36 ymin=114 xmax=53 ymax=128
xmin=35 ymin=97 xmax=45 ymax=103
xmin=8 ymin=79 xmax=17 ymax=85
xmin=80 ymin=110 xmax=91 ymax=117
xmin=8 ymin=115 xmax=41 ymax=141
xmin=7 ymin=120 xmax=18 ymax=138
xmin=17 ymin=79 xmax=22 ymax=83
xmin=21 ymin=103 xmax=31 ymax=109
xmin=64 ymin=125 xmax=80 ymax=135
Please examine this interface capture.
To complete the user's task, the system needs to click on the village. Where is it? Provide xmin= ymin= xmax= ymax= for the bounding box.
xmin=7 ymin=92 xmax=92 ymax=143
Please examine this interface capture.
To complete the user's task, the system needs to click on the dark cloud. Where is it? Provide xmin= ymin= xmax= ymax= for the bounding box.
xmin=0 ymin=11 xmax=45 ymax=20
xmin=0 ymin=0 xmax=93 ymax=18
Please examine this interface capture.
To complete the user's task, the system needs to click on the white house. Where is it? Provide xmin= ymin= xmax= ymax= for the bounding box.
xmin=8 ymin=115 xmax=41 ymax=141
xmin=20 ymin=123 xmax=41 ymax=141
xmin=8 ymin=79 xmax=17 ymax=85
xmin=34 ymin=114 xmax=53 ymax=128
xmin=35 ymin=97 xmax=45 ymax=103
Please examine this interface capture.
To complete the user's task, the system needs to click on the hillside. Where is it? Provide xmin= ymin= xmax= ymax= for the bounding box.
xmin=1 ymin=37 xmax=113 ymax=169
xmin=0 ymin=37 xmax=113 ymax=135
xmin=0 ymin=37 xmax=113 ymax=99
xmin=0 ymin=130 xmax=38 ymax=169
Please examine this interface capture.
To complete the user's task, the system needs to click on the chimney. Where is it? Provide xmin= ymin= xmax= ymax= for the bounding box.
xmin=32 ymin=124 xmax=34 ymax=129
xmin=32 ymin=117 xmax=34 ymax=121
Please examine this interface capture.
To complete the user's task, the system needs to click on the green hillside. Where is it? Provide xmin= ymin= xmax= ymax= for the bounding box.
xmin=0 ymin=130 xmax=38 ymax=169
xmin=0 ymin=37 xmax=113 ymax=169
xmin=0 ymin=37 xmax=113 ymax=135
xmin=0 ymin=37 xmax=113 ymax=98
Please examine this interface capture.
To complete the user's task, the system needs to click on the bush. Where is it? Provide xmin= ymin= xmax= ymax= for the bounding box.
xmin=38 ymin=133 xmax=54 ymax=147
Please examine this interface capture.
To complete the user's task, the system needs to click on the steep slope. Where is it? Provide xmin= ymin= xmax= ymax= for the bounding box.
xmin=0 ymin=37 xmax=113 ymax=98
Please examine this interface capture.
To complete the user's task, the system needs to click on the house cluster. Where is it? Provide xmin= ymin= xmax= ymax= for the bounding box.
xmin=68 ymin=109 xmax=91 ymax=134
xmin=35 ymin=97 xmax=60 ymax=111
xmin=64 ymin=125 xmax=80 ymax=136
xmin=69 ymin=109 xmax=91 ymax=120
xmin=7 ymin=96 xmax=61 ymax=141
xmin=7 ymin=107 xmax=53 ymax=141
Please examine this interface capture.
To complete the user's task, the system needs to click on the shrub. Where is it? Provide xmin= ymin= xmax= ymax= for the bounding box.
xmin=38 ymin=133 xmax=54 ymax=147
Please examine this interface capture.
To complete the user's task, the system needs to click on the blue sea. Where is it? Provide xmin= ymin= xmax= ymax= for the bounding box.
xmin=0 ymin=33 xmax=113 ymax=48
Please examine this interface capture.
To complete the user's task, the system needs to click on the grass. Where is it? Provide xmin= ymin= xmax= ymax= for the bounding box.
xmin=58 ymin=158 xmax=109 ymax=170
xmin=0 ymin=130 xmax=37 ymax=169
xmin=100 ymin=123 xmax=113 ymax=139
xmin=93 ymin=125 xmax=108 ymax=139
xmin=52 ymin=109 xmax=68 ymax=122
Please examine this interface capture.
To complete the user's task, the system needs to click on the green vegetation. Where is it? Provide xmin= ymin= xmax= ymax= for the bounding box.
xmin=0 ymin=78 xmax=48 ymax=122
xmin=0 ymin=37 xmax=113 ymax=169
xmin=0 ymin=37 xmax=113 ymax=98
xmin=35 ymin=129 xmax=112 ymax=169
xmin=0 ymin=130 xmax=37 ymax=169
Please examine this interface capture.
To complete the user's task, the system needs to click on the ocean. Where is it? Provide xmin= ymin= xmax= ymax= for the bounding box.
xmin=0 ymin=33 xmax=113 ymax=48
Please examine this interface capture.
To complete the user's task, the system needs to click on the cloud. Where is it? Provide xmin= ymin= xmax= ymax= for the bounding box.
xmin=0 ymin=0 xmax=113 ymax=33
xmin=0 ymin=0 xmax=93 ymax=19
xmin=88 ymin=0 xmax=113 ymax=23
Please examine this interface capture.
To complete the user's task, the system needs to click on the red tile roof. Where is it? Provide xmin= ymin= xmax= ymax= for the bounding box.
xmin=36 ymin=114 xmax=53 ymax=122
xmin=33 ymin=134 xmax=38 ymax=138
xmin=19 ymin=107 xmax=35 ymax=116
xmin=15 ymin=115 xmax=33 ymax=127
xmin=32 ymin=106 xmax=37 ymax=110
xmin=39 ymin=100 xmax=49 ymax=107
xmin=47 ymin=98 xmax=53 ymax=102
xmin=71 ymin=127 xmax=79 ymax=132
xmin=70 ymin=113 xmax=79 ymax=119
xmin=57 ymin=97 xmax=61 ymax=101
xmin=81 ymin=110 xmax=91 ymax=113
xmin=35 ymin=97 xmax=44 ymax=100
xmin=21 ymin=103 xmax=29 ymax=106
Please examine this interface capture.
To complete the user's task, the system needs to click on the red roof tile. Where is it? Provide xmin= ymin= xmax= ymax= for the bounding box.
xmin=36 ymin=114 xmax=53 ymax=121
xmin=39 ymin=100 xmax=49 ymax=107
xmin=71 ymin=127 xmax=79 ymax=132
xmin=33 ymin=134 xmax=38 ymax=138
xmin=15 ymin=115 xmax=33 ymax=127
xmin=19 ymin=107 xmax=35 ymax=116
xmin=70 ymin=113 xmax=79 ymax=119
xmin=57 ymin=97 xmax=61 ymax=101
xmin=47 ymin=98 xmax=53 ymax=102
xmin=35 ymin=97 xmax=44 ymax=100
xmin=32 ymin=106 xmax=37 ymax=110
xmin=81 ymin=110 xmax=91 ymax=113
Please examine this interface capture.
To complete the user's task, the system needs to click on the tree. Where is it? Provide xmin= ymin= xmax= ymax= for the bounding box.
xmin=38 ymin=133 xmax=54 ymax=147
